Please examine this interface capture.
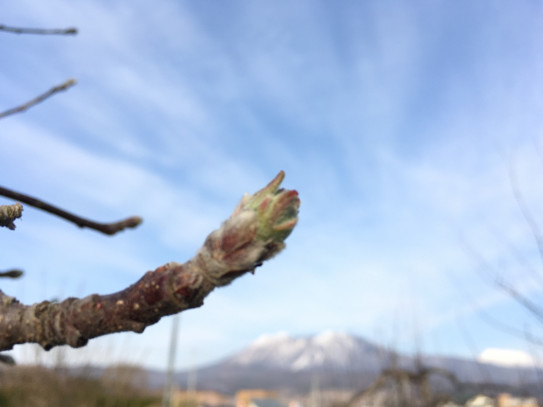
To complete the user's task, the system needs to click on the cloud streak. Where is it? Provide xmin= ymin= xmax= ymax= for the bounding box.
xmin=3 ymin=0 xmax=543 ymax=370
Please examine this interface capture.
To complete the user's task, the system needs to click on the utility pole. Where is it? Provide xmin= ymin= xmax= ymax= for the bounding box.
xmin=310 ymin=374 xmax=320 ymax=407
xmin=162 ymin=314 xmax=180 ymax=407
xmin=187 ymin=348 xmax=198 ymax=396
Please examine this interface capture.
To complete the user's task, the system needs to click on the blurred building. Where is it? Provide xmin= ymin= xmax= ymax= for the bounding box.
xmin=236 ymin=390 xmax=288 ymax=407
xmin=496 ymin=393 xmax=539 ymax=407
xmin=172 ymin=389 xmax=233 ymax=407
xmin=465 ymin=393 xmax=539 ymax=407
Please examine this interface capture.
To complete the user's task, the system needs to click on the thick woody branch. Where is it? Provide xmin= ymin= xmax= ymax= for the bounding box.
xmin=0 ymin=186 xmax=141 ymax=235
xmin=0 ymin=24 xmax=77 ymax=35
xmin=0 ymin=203 xmax=23 ymax=230
xmin=0 ymin=171 xmax=300 ymax=351
xmin=0 ymin=79 xmax=76 ymax=119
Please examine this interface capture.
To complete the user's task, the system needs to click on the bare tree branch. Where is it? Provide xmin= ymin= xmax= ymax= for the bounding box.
xmin=0 ymin=24 xmax=77 ymax=35
xmin=473 ymin=305 xmax=543 ymax=346
xmin=462 ymin=238 xmax=543 ymax=338
xmin=0 ymin=203 xmax=23 ymax=230
xmin=496 ymin=278 xmax=543 ymax=326
xmin=508 ymin=162 xmax=543 ymax=269
xmin=0 ymin=186 xmax=141 ymax=236
xmin=0 ymin=79 xmax=76 ymax=119
xmin=0 ymin=171 xmax=300 ymax=352
xmin=342 ymin=365 xmax=458 ymax=407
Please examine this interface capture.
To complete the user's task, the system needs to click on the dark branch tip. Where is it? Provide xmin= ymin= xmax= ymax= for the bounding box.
xmin=0 ymin=269 xmax=23 ymax=279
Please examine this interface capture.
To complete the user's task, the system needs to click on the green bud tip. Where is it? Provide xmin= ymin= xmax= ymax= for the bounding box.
xmin=242 ymin=171 xmax=300 ymax=243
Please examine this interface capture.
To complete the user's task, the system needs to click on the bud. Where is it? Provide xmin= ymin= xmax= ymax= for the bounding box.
xmin=236 ymin=171 xmax=300 ymax=245
xmin=197 ymin=171 xmax=300 ymax=286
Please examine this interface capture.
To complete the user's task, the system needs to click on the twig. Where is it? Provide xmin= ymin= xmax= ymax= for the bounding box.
xmin=0 ymin=186 xmax=141 ymax=236
xmin=0 ymin=203 xmax=23 ymax=230
xmin=0 ymin=172 xmax=300 ymax=351
xmin=477 ymin=306 xmax=543 ymax=346
xmin=0 ymin=270 xmax=23 ymax=279
xmin=462 ymin=238 xmax=543 ymax=337
xmin=508 ymin=162 xmax=543 ymax=269
xmin=0 ymin=24 xmax=77 ymax=35
xmin=0 ymin=79 xmax=76 ymax=119
xmin=496 ymin=278 xmax=543 ymax=326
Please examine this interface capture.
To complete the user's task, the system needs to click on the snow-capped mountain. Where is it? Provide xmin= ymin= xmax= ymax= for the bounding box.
xmin=178 ymin=331 xmax=389 ymax=394
xmin=172 ymin=331 xmax=543 ymax=395
xmin=222 ymin=331 xmax=391 ymax=371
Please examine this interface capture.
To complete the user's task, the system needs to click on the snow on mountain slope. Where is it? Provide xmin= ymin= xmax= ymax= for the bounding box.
xmin=222 ymin=331 xmax=388 ymax=371
xmin=182 ymin=332 xmax=543 ymax=394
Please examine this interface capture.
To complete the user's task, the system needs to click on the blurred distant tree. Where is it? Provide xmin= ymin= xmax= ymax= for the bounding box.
xmin=0 ymin=24 xmax=299 ymax=360
xmin=0 ymin=364 xmax=159 ymax=406
xmin=101 ymin=363 xmax=148 ymax=394
xmin=463 ymin=161 xmax=543 ymax=345
xmin=341 ymin=363 xmax=458 ymax=407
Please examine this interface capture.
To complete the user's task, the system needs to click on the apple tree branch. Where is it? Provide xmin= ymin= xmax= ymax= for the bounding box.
xmin=0 ymin=171 xmax=300 ymax=352
xmin=0 ymin=185 xmax=142 ymax=235
xmin=0 ymin=79 xmax=77 ymax=119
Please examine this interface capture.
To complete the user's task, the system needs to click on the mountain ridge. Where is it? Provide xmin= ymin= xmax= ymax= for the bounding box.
xmin=220 ymin=331 xmax=391 ymax=371
xmin=171 ymin=331 xmax=543 ymax=394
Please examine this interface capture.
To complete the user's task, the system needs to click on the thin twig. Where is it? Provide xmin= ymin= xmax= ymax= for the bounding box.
xmin=461 ymin=237 xmax=543 ymax=343
xmin=478 ymin=306 xmax=543 ymax=346
xmin=0 ymin=79 xmax=76 ymax=119
xmin=496 ymin=278 xmax=543 ymax=326
xmin=0 ymin=270 xmax=23 ymax=279
xmin=508 ymin=161 xmax=543 ymax=269
xmin=0 ymin=186 xmax=141 ymax=236
xmin=0 ymin=24 xmax=77 ymax=35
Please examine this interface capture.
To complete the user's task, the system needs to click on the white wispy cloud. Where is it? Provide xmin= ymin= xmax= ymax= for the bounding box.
xmin=4 ymin=0 xmax=543 ymax=370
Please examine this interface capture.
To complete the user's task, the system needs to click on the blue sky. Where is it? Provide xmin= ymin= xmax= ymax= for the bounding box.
xmin=2 ymin=0 xmax=543 ymax=371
